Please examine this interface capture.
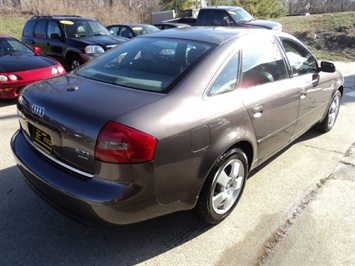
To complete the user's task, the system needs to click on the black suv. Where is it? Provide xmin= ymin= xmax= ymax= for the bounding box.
xmin=22 ymin=16 xmax=127 ymax=70
xmin=196 ymin=6 xmax=282 ymax=31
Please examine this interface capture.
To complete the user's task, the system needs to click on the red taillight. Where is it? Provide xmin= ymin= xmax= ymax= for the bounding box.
xmin=95 ymin=121 xmax=157 ymax=163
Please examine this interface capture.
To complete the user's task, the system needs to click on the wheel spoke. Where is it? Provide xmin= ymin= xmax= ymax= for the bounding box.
xmin=212 ymin=159 xmax=245 ymax=214
xmin=234 ymin=175 xmax=243 ymax=190
xmin=328 ymin=96 xmax=340 ymax=126
xmin=212 ymin=191 xmax=226 ymax=210
xmin=216 ymin=170 xmax=230 ymax=187
xmin=229 ymin=161 xmax=240 ymax=178
xmin=223 ymin=193 xmax=235 ymax=210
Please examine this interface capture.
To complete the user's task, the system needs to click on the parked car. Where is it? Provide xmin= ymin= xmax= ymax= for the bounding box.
xmin=11 ymin=27 xmax=343 ymax=226
xmin=196 ymin=6 xmax=282 ymax=30
xmin=21 ymin=16 xmax=127 ymax=71
xmin=154 ymin=22 xmax=191 ymax=30
xmin=107 ymin=24 xmax=160 ymax=38
xmin=163 ymin=6 xmax=282 ymax=30
xmin=0 ymin=35 xmax=65 ymax=99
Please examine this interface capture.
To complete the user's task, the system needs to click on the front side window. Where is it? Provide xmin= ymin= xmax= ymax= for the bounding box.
xmin=119 ymin=27 xmax=134 ymax=38
xmin=241 ymin=37 xmax=287 ymax=88
xmin=280 ymin=37 xmax=317 ymax=77
xmin=211 ymin=11 xmax=232 ymax=26
xmin=47 ymin=21 xmax=61 ymax=38
xmin=76 ymin=37 xmax=214 ymax=93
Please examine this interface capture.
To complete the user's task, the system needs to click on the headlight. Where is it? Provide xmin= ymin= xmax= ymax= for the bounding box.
xmin=57 ymin=66 xmax=65 ymax=73
xmin=0 ymin=75 xmax=18 ymax=82
xmin=9 ymin=74 xmax=18 ymax=81
xmin=0 ymin=75 xmax=8 ymax=82
xmin=52 ymin=68 xmax=59 ymax=75
xmin=51 ymin=65 xmax=65 ymax=75
xmin=85 ymin=45 xmax=105 ymax=54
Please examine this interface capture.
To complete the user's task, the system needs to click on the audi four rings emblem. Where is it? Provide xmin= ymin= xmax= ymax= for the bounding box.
xmin=31 ymin=104 xmax=45 ymax=117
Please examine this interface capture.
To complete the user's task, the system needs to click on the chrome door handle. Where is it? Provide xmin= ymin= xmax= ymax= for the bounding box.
xmin=252 ymin=105 xmax=264 ymax=117
xmin=300 ymin=90 xmax=307 ymax=99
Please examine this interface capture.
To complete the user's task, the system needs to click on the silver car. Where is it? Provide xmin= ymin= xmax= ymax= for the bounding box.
xmin=11 ymin=27 xmax=344 ymax=226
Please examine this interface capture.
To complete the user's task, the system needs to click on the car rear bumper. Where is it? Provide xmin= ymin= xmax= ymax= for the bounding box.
xmin=10 ymin=129 xmax=169 ymax=226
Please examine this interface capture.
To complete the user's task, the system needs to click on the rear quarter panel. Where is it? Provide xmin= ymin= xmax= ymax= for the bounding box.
xmin=113 ymin=41 xmax=257 ymax=205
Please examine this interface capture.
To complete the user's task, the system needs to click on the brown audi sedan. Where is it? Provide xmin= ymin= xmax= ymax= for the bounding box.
xmin=11 ymin=27 xmax=343 ymax=226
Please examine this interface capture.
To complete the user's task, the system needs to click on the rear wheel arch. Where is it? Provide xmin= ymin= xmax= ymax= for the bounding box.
xmin=231 ymin=141 xmax=253 ymax=173
xmin=194 ymin=146 xmax=249 ymax=224
xmin=193 ymin=138 xmax=254 ymax=200
xmin=338 ymin=85 xmax=344 ymax=97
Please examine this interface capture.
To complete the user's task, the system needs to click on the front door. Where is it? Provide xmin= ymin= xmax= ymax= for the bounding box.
xmin=279 ymin=37 xmax=333 ymax=138
xmin=240 ymin=36 xmax=299 ymax=163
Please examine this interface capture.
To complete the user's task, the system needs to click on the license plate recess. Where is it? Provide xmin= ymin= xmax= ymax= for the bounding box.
xmin=32 ymin=126 xmax=52 ymax=154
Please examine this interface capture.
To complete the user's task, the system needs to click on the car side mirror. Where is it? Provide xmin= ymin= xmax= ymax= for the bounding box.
xmin=320 ymin=61 xmax=336 ymax=73
xmin=33 ymin=46 xmax=41 ymax=54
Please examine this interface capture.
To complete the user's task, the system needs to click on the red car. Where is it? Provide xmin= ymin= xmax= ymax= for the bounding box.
xmin=0 ymin=35 xmax=65 ymax=99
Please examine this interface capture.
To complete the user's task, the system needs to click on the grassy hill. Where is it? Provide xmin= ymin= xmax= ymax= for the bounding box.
xmin=0 ymin=11 xmax=354 ymax=62
xmin=274 ymin=12 xmax=355 ymax=62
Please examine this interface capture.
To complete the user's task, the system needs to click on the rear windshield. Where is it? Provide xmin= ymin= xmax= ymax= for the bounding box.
xmin=76 ymin=37 xmax=215 ymax=93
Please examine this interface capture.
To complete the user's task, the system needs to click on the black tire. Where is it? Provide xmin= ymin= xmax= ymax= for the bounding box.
xmin=69 ymin=54 xmax=83 ymax=70
xmin=195 ymin=148 xmax=248 ymax=225
xmin=316 ymin=90 xmax=341 ymax=132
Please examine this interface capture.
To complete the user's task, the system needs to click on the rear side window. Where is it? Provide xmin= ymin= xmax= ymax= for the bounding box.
xmin=208 ymin=53 xmax=239 ymax=96
xmin=196 ymin=10 xmax=209 ymax=25
xmin=23 ymin=20 xmax=36 ymax=37
xmin=34 ymin=20 xmax=47 ymax=38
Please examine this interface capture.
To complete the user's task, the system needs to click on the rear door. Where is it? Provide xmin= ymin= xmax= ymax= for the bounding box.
xmin=30 ymin=19 xmax=48 ymax=53
xmin=240 ymin=36 xmax=300 ymax=163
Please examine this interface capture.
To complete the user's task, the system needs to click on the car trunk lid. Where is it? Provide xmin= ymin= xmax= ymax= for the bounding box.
xmin=17 ymin=73 xmax=163 ymax=176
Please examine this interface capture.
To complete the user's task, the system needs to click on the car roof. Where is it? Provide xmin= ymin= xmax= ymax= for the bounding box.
xmin=140 ymin=27 xmax=277 ymax=45
xmin=108 ymin=24 xmax=155 ymax=27
xmin=29 ymin=15 xmax=96 ymax=21
xmin=155 ymin=22 xmax=190 ymax=26
xmin=201 ymin=6 xmax=244 ymax=10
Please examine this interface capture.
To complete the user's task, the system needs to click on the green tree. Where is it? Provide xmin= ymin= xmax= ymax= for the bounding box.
xmin=232 ymin=0 xmax=287 ymax=18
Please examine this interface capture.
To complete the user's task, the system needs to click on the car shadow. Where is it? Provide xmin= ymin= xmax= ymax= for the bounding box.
xmin=0 ymin=165 xmax=213 ymax=264
xmin=0 ymin=99 xmax=16 ymax=108
xmin=341 ymin=74 xmax=355 ymax=105
xmin=249 ymin=127 xmax=323 ymax=178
